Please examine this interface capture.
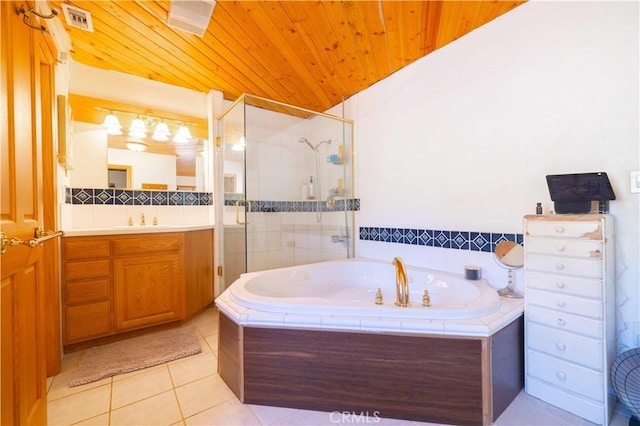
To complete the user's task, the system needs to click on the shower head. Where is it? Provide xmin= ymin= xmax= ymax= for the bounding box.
xmin=298 ymin=137 xmax=315 ymax=151
xmin=298 ymin=137 xmax=332 ymax=152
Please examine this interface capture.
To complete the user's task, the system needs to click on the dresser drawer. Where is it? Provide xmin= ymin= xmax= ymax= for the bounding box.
xmin=65 ymin=259 xmax=110 ymax=280
xmin=527 ymin=350 xmax=604 ymax=402
xmin=526 ymin=271 xmax=602 ymax=299
xmin=112 ymin=234 xmax=183 ymax=256
xmin=525 ymin=219 xmax=603 ymax=239
xmin=526 ymin=288 xmax=602 ymax=319
xmin=525 ymin=254 xmax=602 ymax=278
xmin=526 ymin=305 xmax=602 ymax=339
xmin=527 ymin=322 xmax=603 ymax=370
xmin=525 ymin=237 xmax=602 ymax=259
xmin=64 ymin=238 xmax=110 ymax=260
xmin=66 ymin=278 xmax=110 ymax=305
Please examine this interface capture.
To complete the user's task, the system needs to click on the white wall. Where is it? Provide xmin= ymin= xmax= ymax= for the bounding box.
xmin=338 ymin=1 xmax=639 ymax=350
xmin=69 ymin=122 xmax=108 ymax=188
xmin=108 ymin=148 xmax=177 ymax=190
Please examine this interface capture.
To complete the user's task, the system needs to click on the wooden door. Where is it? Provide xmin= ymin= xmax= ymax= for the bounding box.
xmin=1 ymin=1 xmax=60 ymax=425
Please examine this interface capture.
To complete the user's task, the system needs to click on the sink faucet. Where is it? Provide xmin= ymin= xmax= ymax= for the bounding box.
xmin=393 ymin=257 xmax=409 ymax=307
xmin=140 ymin=213 xmax=146 ymax=226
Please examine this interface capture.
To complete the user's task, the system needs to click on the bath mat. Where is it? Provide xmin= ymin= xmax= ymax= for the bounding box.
xmin=69 ymin=326 xmax=201 ymax=387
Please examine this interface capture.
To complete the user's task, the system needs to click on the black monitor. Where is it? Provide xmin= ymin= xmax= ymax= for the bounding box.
xmin=546 ymin=172 xmax=616 ymax=202
xmin=546 ymin=172 xmax=615 ymax=214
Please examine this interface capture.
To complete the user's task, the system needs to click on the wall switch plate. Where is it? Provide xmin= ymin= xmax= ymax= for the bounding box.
xmin=630 ymin=171 xmax=640 ymax=193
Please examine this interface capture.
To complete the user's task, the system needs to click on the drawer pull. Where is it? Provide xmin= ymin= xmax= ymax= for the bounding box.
xmin=556 ymin=282 xmax=566 ymax=289
xmin=556 ymin=318 xmax=566 ymax=326
xmin=556 ymin=371 xmax=567 ymax=381
xmin=555 ymin=226 xmax=565 ymax=233
xmin=556 ymin=245 xmax=565 ymax=252
xmin=556 ymin=342 xmax=566 ymax=351
xmin=556 ymin=300 xmax=566 ymax=308
xmin=555 ymin=263 xmax=565 ymax=270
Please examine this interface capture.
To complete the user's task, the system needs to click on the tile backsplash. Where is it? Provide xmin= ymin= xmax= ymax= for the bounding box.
xmin=359 ymin=226 xmax=523 ymax=252
xmin=66 ymin=187 xmax=213 ymax=206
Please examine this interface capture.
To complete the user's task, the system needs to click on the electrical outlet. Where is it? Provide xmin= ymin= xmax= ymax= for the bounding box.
xmin=630 ymin=171 xmax=640 ymax=193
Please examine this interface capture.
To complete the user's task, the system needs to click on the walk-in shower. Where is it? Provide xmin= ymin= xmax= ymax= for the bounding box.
xmin=217 ymin=94 xmax=355 ymax=292
xmin=298 ymin=137 xmax=331 ymax=223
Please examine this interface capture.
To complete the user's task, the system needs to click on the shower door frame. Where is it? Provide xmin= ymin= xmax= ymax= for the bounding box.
xmin=216 ymin=94 xmax=355 ymax=293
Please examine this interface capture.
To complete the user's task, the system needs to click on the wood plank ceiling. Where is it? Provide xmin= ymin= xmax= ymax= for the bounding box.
xmin=48 ymin=0 xmax=526 ymax=113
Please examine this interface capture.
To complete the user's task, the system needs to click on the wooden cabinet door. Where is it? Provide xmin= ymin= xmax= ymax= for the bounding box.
xmin=113 ymin=254 xmax=183 ymax=331
xmin=1 ymin=2 xmax=59 ymax=425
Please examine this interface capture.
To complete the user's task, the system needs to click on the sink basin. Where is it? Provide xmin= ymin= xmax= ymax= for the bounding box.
xmin=111 ymin=225 xmax=173 ymax=229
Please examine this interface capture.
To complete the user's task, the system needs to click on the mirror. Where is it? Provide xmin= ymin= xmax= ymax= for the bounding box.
xmin=494 ymin=241 xmax=524 ymax=298
xmin=68 ymin=95 xmax=208 ymax=191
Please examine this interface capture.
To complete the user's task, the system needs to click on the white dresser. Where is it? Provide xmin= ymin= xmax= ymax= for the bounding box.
xmin=523 ymin=214 xmax=615 ymax=425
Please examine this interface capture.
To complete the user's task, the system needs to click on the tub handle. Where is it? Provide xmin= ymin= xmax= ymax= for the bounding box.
xmin=235 ymin=199 xmax=252 ymax=225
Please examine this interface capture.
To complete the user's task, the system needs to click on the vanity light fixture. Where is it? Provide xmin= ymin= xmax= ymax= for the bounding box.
xmin=125 ymin=139 xmax=147 ymax=152
xmin=151 ymin=121 xmax=171 ymax=141
xmin=128 ymin=117 xmax=148 ymax=139
xmin=102 ymin=112 xmax=123 ymax=135
xmin=173 ymin=124 xmax=192 ymax=143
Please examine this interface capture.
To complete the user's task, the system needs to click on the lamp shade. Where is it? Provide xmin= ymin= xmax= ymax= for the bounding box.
xmin=173 ymin=125 xmax=192 ymax=143
xmin=128 ymin=118 xmax=148 ymax=139
xmin=152 ymin=122 xmax=171 ymax=141
xmin=102 ymin=113 xmax=123 ymax=135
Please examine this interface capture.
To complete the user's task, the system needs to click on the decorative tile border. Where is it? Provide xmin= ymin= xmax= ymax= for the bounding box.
xmin=65 ymin=187 xmax=213 ymax=206
xmin=359 ymin=226 xmax=523 ymax=252
xmin=224 ymin=193 xmax=360 ymax=212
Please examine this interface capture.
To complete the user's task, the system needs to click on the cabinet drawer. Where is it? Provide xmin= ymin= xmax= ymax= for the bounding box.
xmin=526 ymin=288 xmax=602 ymax=319
xmin=112 ymin=234 xmax=183 ymax=256
xmin=525 ymin=219 xmax=603 ymax=239
xmin=66 ymin=279 xmax=110 ymax=305
xmin=527 ymin=322 xmax=603 ymax=370
xmin=525 ymin=237 xmax=602 ymax=259
xmin=525 ymin=254 xmax=602 ymax=278
xmin=65 ymin=259 xmax=110 ymax=280
xmin=65 ymin=301 xmax=111 ymax=343
xmin=64 ymin=239 xmax=110 ymax=259
xmin=526 ymin=305 xmax=602 ymax=339
xmin=526 ymin=271 xmax=602 ymax=299
xmin=527 ymin=350 xmax=603 ymax=402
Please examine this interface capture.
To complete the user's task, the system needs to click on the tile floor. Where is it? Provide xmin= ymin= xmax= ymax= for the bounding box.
xmin=47 ymin=307 xmax=632 ymax=426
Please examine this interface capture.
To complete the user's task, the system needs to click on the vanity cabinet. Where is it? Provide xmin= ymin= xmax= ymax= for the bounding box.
xmin=113 ymin=234 xmax=184 ymax=331
xmin=523 ymin=215 xmax=615 ymax=425
xmin=62 ymin=229 xmax=214 ymax=348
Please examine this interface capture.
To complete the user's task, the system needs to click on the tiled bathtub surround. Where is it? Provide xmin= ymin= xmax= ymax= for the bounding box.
xmin=66 ymin=187 xmax=213 ymax=206
xmin=359 ymin=226 xmax=523 ymax=252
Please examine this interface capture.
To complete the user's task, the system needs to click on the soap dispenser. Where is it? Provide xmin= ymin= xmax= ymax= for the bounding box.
xmin=307 ymin=176 xmax=315 ymax=199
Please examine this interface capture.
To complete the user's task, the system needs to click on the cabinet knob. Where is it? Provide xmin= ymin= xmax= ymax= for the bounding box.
xmin=555 ymin=263 xmax=565 ymax=270
xmin=555 ymin=226 xmax=565 ymax=233
xmin=557 ymin=300 xmax=566 ymax=308
xmin=556 ymin=245 xmax=565 ymax=252
xmin=556 ymin=371 xmax=567 ymax=381
xmin=556 ymin=342 xmax=566 ymax=351
xmin=556 ymin=282 xmax=566 ymax=289
xmin=556 ymin=318 xmax=566 ymax=326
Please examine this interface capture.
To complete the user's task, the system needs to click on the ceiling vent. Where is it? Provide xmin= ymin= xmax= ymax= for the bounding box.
xmin=61 ymin=3 xmax=94 ymax=32
xmin=167 ymin=0 xmax=215 ymax=37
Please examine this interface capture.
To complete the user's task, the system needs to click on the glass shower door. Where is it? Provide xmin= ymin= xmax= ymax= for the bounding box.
xmin=217 ymin=95 xmax=355 ymax=292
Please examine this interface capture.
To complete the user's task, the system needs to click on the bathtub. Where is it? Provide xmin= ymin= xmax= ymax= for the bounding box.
xmin=216 ymin=258 xmax=525 ymax=425
xmin=216 ymin=257 xmax=523 ymax=337
xmin=228 ymin=258 xmax=500 ymax=319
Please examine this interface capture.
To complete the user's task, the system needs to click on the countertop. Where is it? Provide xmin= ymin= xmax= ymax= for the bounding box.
xmin=62 ymin=224 xmax=215 ymax=237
